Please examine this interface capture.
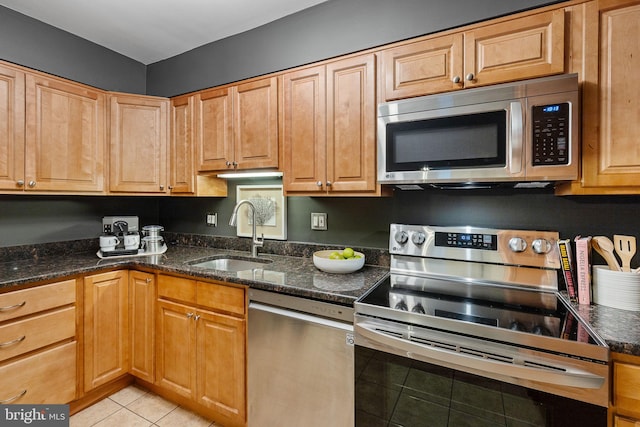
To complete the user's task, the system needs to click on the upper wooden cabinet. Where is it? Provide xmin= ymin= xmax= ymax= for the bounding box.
xmin=380 ymin=9 xmax=565 ymax=101
xmin=283 ymin=54 xmax=381 ymax=196
xmin=22 ymin=71 xmax=106 ymax=193
xmin=2 ymin=61 xmax=107 ymax=195
xmin=109 ymin=92 xmax=169 ymax=194
xmin=557 ymin=0 xmax=640 ymax=195
xmin=0 ymin=63 xmax=25 ymax=191
xmin=196 ymin=76 xmax=278 ymax=172
xmin=170 ymin=94 xmax=227 ymax=196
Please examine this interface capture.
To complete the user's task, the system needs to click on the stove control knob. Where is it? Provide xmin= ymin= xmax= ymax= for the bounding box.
xmin=394 ymin=300 xmax=408 ymax=311
xmin=394 ymin=231 xmax=409 ymax=245
xmin=411 ymin=232 xmax=426 ymax=246
xmin=532 ymin=238 xmax=552 ymax=254
xmin=508 ymin=237 xmax=527 ymax=253
xmin=411 ymin=303 xmax=426 ymax=314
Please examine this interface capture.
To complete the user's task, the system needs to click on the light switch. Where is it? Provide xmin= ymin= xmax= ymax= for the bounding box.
xmin=311 ymin=212 xmax=327 ymax=230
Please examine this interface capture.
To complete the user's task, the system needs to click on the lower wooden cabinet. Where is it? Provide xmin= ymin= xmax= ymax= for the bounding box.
xmin=611 ymin=352 xmax=640 ymax=426
xmin=0 ymin=278 xmax=77 ymax=404
xmin=156 ymin=275 xmax=247 ymax=427
xmin=129 ymin=270 xmax=155 ymax=383
xmin=0 ymin=341 xmax=77 ymax=404
xmin=83 ymin=270 xmax=130 ymax=392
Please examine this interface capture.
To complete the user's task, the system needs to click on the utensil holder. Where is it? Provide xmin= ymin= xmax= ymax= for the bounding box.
xmin=592 ymin=265 xmax=640 ymax=311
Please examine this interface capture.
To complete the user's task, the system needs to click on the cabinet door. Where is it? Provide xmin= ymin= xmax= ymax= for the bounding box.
xmin=233 ymin=77 xmax=279 ymax=170
xmin=464 ymin=9 xmax=565 ymax=87
xmin=196 ymin=309 xmax=246 ymax=424
xmin=84 ymin=270 xmax=129 ymax=391
xmin=156 ymin=299 xmax=196 ymax=399
xmin=380 ymin=34 xmax=463 ymax=101
xmin=25 ymin=73 xmax=105 ymax=192
xmin=129 ymin=271 xmax=155 ymax=383
xmin=327 ymin=54 xmax=376 ymax=193
xmin=581 ymin=0 xmax=640 ymax=189
xmin=282 ymin=65 xmax=327 ymax=193
xmin=196 ymin=87 xmax=233 ymax=172
xmin=109 ymin=93 xmax=169 ymax=193
xmin=0 ymin=63 xmax=25 ymax=191
xmin=169 ymin=94 xmax=195 ymax=194
xmin=615 ymin=416 xmax=640 ymax=427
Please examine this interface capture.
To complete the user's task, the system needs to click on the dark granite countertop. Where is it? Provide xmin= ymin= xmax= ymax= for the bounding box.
xmin=0 ymin=240 xmax=389 ymax=307
xmin=2 ymin=236 xmax=640 ymax=357
xmin=570 ymin=301 xmax=640 ymax=357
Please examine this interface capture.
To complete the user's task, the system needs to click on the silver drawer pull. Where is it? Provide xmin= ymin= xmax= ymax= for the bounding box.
xmin=0 ymin=335 xmax=26 ymax=348
xmin=0 ymin=301 xmax=26 ymax=312
xmin=0 ymin=389 xmax=27 ymax=404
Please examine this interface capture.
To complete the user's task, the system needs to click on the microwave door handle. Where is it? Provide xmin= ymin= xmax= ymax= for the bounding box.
xmin=510 ymin=101 xmax=524 ymax=174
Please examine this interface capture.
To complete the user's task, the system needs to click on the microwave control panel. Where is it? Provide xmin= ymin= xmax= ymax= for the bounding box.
xmin=531 ymin=102 xmax=570 ymax=166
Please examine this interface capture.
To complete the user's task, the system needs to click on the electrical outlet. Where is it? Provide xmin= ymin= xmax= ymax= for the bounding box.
xmin=311 ymin=212 xmax=327 ymax=230
xmin=206 ymin=212 xmax=217 ymax=227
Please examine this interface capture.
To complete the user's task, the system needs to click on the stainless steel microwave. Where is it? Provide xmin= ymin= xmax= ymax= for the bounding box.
xmin=377 ymin=74 xmax=579 ymax=188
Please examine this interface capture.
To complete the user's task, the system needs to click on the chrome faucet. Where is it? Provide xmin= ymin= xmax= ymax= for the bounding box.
xmin=229 ymin=199 xmax=264 ymax=257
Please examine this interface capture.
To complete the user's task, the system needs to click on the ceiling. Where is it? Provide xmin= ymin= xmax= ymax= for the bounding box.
xmin=0 ymin=0 xmax=330 ymax=65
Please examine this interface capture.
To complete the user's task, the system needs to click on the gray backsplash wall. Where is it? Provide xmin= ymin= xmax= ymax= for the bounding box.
xmin=1 ymin=0 xmax=639 ymax=257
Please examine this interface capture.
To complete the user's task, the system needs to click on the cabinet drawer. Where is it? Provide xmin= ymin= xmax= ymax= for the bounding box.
xmin=0 ymin=341 xmax=76 ymax=404
xmin=158 ymin=275 xmax=196 ymax=304
xmin=615 ymin=416 xmax=640 ymax=427
xmin=615 ymin=361 xmax=640 ymax=417
xmin=196 ymin=281 xmax=245 ymax=316
xmin=0 ymin=279 xmax=76 ymax=322
xmin=0 ymin=306 xmax=75 ymax=362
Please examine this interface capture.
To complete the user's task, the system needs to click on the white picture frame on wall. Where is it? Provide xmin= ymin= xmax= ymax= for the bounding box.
xmin=235 ymin=184 xmax=287 ymax=240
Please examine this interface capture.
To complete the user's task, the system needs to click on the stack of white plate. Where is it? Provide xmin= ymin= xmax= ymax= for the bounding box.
xmin=592 ymin=265 xmax=640 ymax=311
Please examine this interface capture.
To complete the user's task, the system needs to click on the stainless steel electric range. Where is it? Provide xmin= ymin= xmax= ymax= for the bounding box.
xmin=354 ymin=224 xmax=609 ymax=427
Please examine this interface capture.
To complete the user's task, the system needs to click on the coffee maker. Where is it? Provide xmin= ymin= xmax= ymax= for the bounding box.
xmin=100 ymin=216 xmax=141 ymax=256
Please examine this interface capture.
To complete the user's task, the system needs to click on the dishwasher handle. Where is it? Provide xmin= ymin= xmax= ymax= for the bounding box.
xmin=249 ymin=301 xmax=353 ymax=332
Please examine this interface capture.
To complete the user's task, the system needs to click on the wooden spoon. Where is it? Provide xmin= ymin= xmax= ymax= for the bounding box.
xmin=614 ymin=235 xmax=636 ymax=272
xmin=592 ymin=236 xmax=622 ymax=271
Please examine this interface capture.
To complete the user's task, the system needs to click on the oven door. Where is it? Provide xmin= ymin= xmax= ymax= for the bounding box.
xmin=377 ymin=99 xmax=525 ymax=184
xmin=354 ymin=315 xmax=608 ymax=427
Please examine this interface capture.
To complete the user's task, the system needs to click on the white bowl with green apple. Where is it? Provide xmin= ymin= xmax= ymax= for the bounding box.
xmin=313 ymin=248 xmax=365 ymax=273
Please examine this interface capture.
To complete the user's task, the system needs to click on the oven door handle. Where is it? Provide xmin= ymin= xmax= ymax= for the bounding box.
xmin=355 ymin=320 xmax=605 ymax=390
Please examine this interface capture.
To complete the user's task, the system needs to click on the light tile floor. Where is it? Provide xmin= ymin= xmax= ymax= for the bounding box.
xmin=70 ymin=384 xmax=219 ymax=427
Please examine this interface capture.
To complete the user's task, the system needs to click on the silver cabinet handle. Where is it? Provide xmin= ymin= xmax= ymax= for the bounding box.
xmin=194 ymin=314 xmax=201 ymax=321
xmin=186 ymin=312 xmax=194 ymax=319
xmin=16 ymin=180 xmax=24 ymax=187
xmin=168 ymin=185 xmax=173 ymax=190
xmin=316 ymin=181 xmax=323 ymax=187
xmin=0 ymin=335 xmax=26 ymax=348
xmin=225 ymin=161 xmax=232 ymax=167
xmin=452 ymin=76 xmax=461 ymax=84
xmin=0 ymin=389 xmax=27 ymax=404
xmin=0 ymin=301 xmax=26 ymax=312
xmin=28 ymin=181 xmax=36 ymax=188
xmin=232 ymin=161 xmax=238 ymax=168
xmin=326 ymin=181 xmax=332 ymax=187
xmin=466 ymin=73 xmax=475 ymax=81
xmin=160 ymin=184 xmax=165 ymax=190
xmin=146 ymin=278 xmax=152 ymax=283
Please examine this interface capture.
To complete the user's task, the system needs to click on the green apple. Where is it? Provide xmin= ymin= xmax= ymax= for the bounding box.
xmin=342 ymin=247 xmax=355 ymax=259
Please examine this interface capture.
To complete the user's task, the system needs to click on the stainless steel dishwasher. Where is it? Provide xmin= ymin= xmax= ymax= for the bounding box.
xmin=248 ymin=288 xmax=354 ymax=427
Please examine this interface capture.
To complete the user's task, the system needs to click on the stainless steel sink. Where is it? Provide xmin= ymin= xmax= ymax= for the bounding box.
xmin=188 ymin=255 xmax=272 ymax=272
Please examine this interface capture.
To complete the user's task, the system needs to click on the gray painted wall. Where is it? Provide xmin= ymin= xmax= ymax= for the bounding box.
xmin=1 ymin=0 xmax=639 ymax=262
xmin=0 ymin=5 xmax=146 ymax=93
xmin=147 ymin=0 xmax=561 ymax=97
